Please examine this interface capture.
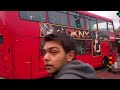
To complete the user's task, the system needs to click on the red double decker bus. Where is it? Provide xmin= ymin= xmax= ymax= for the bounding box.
xmin=0 ymin=11 xmax=117 ymax=79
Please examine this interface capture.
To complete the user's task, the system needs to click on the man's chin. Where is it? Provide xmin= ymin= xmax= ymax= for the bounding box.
xmin=46 ymin=70 xmax=54 ymax=74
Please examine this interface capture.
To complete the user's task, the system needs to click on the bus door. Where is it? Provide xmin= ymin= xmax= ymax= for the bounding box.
xmin=0 ymin=30 xmax=13 ymax=79
xmin=110 ymin=41 xmax=117 ymax=64
xmin=0 ymin=34 xmax=4 ymax=75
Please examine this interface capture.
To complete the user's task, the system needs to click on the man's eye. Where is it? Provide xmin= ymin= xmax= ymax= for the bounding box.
xmin=52 ymin=51 xmax=58 ymax=54
xmin=42 ymin=50 xmax=46 ymax=56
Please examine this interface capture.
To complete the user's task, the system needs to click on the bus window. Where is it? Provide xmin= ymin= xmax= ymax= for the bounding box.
xmin=108 ymin=22 xmax=114 ymax=33
xmin=90 ymin=17 xmax=97 ymax=30
xmin=76 ymin=40 xmax=86 ymax=54
xmin=86 ymin=40 xmax=91 ymax=54
xmin=98 ymin=19 xmax=107 ymax=31
xmin=85 ymin=16 xmax=97 ymax=30
xmin=69 ymin=11 xmax=84 ymax=28
xmin=20 ymin=11 xmax=46 ymax=22
xmin=86 ymin=18 xmax=90 ymax=30
xmin=0 ymin=35 xmax=3 ymax=44
xmin=48 ymin=11 xmax=68 ymax=26
xmin=80 ymin=17 xmax=85 ymax=28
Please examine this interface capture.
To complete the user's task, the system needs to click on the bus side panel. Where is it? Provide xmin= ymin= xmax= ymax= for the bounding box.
xmin=90 ymin=56 xmax=103 ymax=68
xmin=14 ymin=37 xmax=32 ymax=79
xmin=13 ymin=37 xmax=47 ymax=79
xmin=31 ymin=38 xmax=48 ymax=79
xmin=31 ymin=56 xmax=48 ymax=79
xmin=76 ymin=54 xmax=90 ymax=64
xmin=76 ymin=54 xmax=103 ymax=68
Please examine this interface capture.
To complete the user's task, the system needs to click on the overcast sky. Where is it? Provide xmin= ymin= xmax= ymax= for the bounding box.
xmin=88 ymin=11 xmax=120 ymax=30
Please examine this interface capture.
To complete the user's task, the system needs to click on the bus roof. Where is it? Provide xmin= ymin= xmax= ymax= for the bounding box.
xmin=76 ymin=11 xmax=113 ymax=22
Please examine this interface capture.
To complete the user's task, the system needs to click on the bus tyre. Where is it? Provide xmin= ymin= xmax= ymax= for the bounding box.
xmin=102 ymin=57 xmax=109 ymax=68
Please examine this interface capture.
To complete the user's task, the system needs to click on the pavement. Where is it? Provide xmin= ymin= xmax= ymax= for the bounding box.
xmin=95 ymin=60 xmax=120 ymax=79
xmin=96 ymin=70 xmax=120 ymax=79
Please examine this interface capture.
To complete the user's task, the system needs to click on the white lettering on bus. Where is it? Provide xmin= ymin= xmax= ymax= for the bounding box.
xmin=66 ymin=28 xmax=90 ymax=39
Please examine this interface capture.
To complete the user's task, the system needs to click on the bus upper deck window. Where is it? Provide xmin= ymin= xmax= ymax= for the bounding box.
xmin=98 ymin=19 xmax=107 ymax=31
xmin=108 ymin=22 xmax=114 ymax=33
xmin=0 ymin=35 xmax=3 ymax=44
xmin=69 ymin=11 xmax=84 ymax=28
xmin=20 ymin=11 xmax=46 ymax=22
xmin=85 ymin=16 xmax=97 ymax=30
xmin=48 ymin=11 xmax=68 ymax=26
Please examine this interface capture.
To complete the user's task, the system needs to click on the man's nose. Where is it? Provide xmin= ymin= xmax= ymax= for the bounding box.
xmin=44 ymin=53 xmax=50 ymax=61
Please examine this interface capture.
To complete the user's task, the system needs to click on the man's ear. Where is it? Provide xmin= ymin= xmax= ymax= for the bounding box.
xmin=66 ymin=50 xmax=75 ymax=62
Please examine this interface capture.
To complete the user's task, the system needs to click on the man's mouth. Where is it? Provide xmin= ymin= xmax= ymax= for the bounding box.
xmin=45 ymin=65 xmax=53 ymax=69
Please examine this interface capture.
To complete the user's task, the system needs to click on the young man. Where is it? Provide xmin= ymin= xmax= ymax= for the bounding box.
xmin=42 ymin=32 xmax=96 ymax=79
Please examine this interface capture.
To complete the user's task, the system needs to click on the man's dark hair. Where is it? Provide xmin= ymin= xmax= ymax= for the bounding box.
xmin=42 ymin=32 xmax=77 ymax=60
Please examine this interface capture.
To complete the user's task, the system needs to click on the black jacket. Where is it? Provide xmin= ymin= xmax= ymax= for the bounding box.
xmin=53 ymin=60 xmax=96 ymax=79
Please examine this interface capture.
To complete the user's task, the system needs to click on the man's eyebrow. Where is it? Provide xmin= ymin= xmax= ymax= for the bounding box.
xmin=43 ymin=47 xmax=59 ymax=51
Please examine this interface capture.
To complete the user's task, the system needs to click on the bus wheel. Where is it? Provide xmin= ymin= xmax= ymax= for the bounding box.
xmin=102 ymin=57 xmax=109 ymax=68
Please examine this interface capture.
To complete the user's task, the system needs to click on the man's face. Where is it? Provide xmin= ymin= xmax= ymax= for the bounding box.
xmin=43 ymin=41 xmax=69 ymax=74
